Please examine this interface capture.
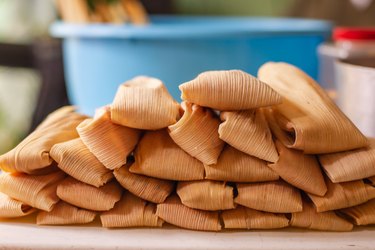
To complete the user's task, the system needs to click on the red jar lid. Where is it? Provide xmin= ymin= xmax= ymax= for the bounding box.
xmin=333 ymin=27 xmax=375 ymax=41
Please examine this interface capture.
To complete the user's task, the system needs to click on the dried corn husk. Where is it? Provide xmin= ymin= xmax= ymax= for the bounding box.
xmin=219 ymin=110 xmax=278 ymax=163
xmin=0 ymin=106 xmax=86 ymax=174
xmin=0 ymin=171 xmax=65 ymax=211
xmin=235 ymin=180 xmax=302 ymax=213
xmin=0 ymin=192 xmax=36 ymax=218
xmin=114 ymin=164 xmax=174 ymax=203
xmin=111 ymin=76 xmax=180 ymax=130
xmin=258 ymin=62 xmax=368 ymax=154
xmin=340 ymin=199 xmax=375 ymax=226
xmin=204 ymin=146 xmax=279 ymax=182
xmin=50 ymin=138 xmax=113 ymax=187
xmin=221 ymin=205 xmax=289 ymax=230
xmin=57 ymin=177 xmax=122 ymax=211
xmin=55 ymin=0 xmax=90 ymax=23
xmin=319 ymin=138 xmax=375 ymax=183
xmin=179 ymin=70 xmax=282 ymax=110
xmin=121 ymin=0 xmax=149 ymax=25
xmin=101 ymin=192 xmax=162 ymax=228
xmin=37 ymin=201 xmax=96 ymax=225
xmin=156 ymin=195 xmax=221 ymax=231
xmin=176 ymin=180 xmax=235 ymax=211
xmin=290 ymin=200 xmax=353 ymax=231
xmin=268 ymin=141 xmax=327 ymax=196
xmin=77 ymin=107 xmax=140 ymax=170
xmin=129 ymin=130 xmax=205 ymax=181
xmin=168 ymin=102 xmax=224 ymax=165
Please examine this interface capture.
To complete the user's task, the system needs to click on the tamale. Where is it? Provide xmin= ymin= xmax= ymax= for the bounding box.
xmin=258 ymin=62 xmax=367 ymax=154
xmin=179 ymin=70 xmax=281 ymax=110
xmin=176 ymin=180 xmax=235 ymax=211
xmin=121 ymin=0 xmax=149 ymax=25
xmin=0 ymin=192 xmax=36 ymax=218
xmin=168 ymin=102 xmax=224 ymax=165
xmin=340 ymin=199 xmax=375 ymax=226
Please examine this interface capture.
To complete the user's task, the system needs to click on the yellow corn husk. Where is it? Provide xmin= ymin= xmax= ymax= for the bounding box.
xmin=129 ymin=130 xmax=205 ymax=181
xmin=0 ymin=106 xmax=87 ymax=174
xmin=218 ymin=110 xmax=278 ymax=163
xmin=77 ymin=107 xmax=141 ymax=170
xmin=121 ymin=0 xmax=149 ymax=25
xmin=168 ymin=102 xmax=224 ymax=165
xmin=176 ymin=180 xmax=235 ymax=211
xmin=156 ymin=195 xmax=221 ymax=231
xmin=0 ymin=171 xmax=65 ymax=211
xmin=319 ymin=138 xmax=375 ymax=183
xmin=290 ymin=200 xmax=353 ymax=231
xmin=235 ymin=180 xmax=302 ymax=213
xmin=340 ymin=199 xmax=375 ymax=226
xmin=100 ymin=192 xmax=163 ymax=228
xmin=179 ymin=70 xmax=282 ymax=110
xmin=111 ymin=76 xmax=180 ymax=130
xmin=37 ymin=201 xmax=96 ymax=225
xmin=114 ymin=164 xmax=174 ymax=203
xmin=204 ymin=146 xmax=279 ymax=182
xmin=258 ymin=62 xmax=368 ymax=154
xmin=308 ymin=177 xmax=375 ymax=212
xmin=50 ymin=138 xmax=113 ymax=187
xmin=57 ymin=177 xmax=123 ymax=211
xmin=55 ymin=0 xmax=90 ymax=23
xmin=0 ymin=192 xmax=36 ymax=218
xmin=221 ymin=205 xmax=289 ymax=230
xmin=268 ymin=141 xmax=327 ymax=196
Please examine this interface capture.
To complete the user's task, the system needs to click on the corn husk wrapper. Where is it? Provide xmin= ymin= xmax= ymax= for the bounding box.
xmin=258 ymin=62 xmax=368 ymax=154
xmin=101 ymin=192 xmax=163 ymax=228
xmin=179 ymin=70 xmax=282 ymax=110
xmin=168 ymin=102 xmax=224 ymax=165
xmin=269 ymin=141 xmax=327 ymax=196
xmin=37 ymin=201 xmax=96 ymax=225
xmin=77 ymin=107 xmax=140 ymax=170
xmin=235 ymin=180 xmax=302 ymax=213
xmin=340 ymin=199 xmax=375 ymax=226
xmin=156 ymin=195 xmax=221 ymax=231
xmin=319 ymin=138 xmax=375 ymax=183
xmin=0 ymin=106 xmax=86 ymax=174
xmin=114 ymin=164 xmax=174 ymax=203
xmin=57 ymin=177 xmax=122 ymax=211
xmin=219 ymin=110 xmax=278 ymax=163
xmin=290 ymin=200 xmax=353 ymax=231
xmin=129 ymin=130 xmax=205 ymax=181
xmin=121 ymin=0 xmax=149 ymax=25
xmin=50 ymin=138 xmax=113 ymax=187
xmin=0 ymin=171 xmax=65 ymax=211
xmin=308 ymin=177 xmax=375 ymax=212
xmin=111 ymin=76 xmax=180 ymax=130
xmin=0 ymin=192 xmax=36 ymax=218
xmin=221 ymin=205 xmax=289 ymax=230
xmin=176 ymin=180 xmax=235 ymax=211
xmin=204 ymin=146 xmax=279 ymax=183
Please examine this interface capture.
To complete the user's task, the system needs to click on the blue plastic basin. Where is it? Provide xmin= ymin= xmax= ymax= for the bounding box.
xmin=51 ymin=16 xmax=332 ymax=115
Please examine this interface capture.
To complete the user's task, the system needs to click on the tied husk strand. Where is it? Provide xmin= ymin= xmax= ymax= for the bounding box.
xmin=340 ymin=199 xmax=375 ymax=226
xmin=0 ymin=192 xmax=36 ymax=218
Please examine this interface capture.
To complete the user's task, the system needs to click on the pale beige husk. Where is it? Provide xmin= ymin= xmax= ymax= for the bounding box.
xmin=340 ymin=199 xmax=375 ymax=226
xmin=0 ymin=171 xmax=65 ymax=211
xmin=290 ymin=200 xmax=353 ymax=231
xmin=179 ymin=70 xmax=282 ymax=110
xmin=0 ymin=192 xmax=36 ymax=218
xmin=77 ymin=107 xmax=141 ymax=170
xmin=0 ymin=106 xmax=87 ymax=174
xmin=204 ymin=146 xmax=279 ymax=182
xmin=57 ymin=177 xmax=123 ymax=211
xmin=268 ymin=141 xmax=327 ymax=196
xmin=176 ymin=180 xmax=235 ymax=211
xmin=100 ymin=192 xmax=163 ymax=228
xmin=258 ymin=62 xmax=368 ymax=154
xmin=37 ymin=201 xmax=96 ymax=225
xmin=111 ymin=76 xmax=180 ymax=130
xmin=218 ymin=110 xmax=278 ymax=163
xmin=156 ymin=195 xmax=221 ymax=231
xmin=235 ymin=180 xmax=302 ymax=213
xmin=129 ymin=130 xmax=205 ymax=181
xmin=168 ymin=102 xmax=224 ymax=165
xmin=319 ymin=138 xmax=375 ymax=183
xmin=114 ymin=164 xmax=174 ymax=203
xmin=50 ymin=138 xmax=113 ymax=187
xmin=221 ymin=205 xmax=289 ymax=230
